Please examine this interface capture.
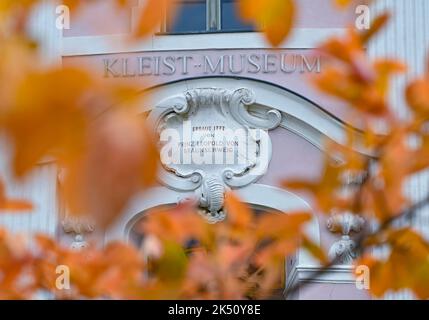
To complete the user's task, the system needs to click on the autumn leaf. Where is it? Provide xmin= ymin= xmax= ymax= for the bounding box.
xmin=407 ymin=79 xmax=429 ymax=117
xmin=1 ymin=0 xmax=428 ymax=302
xmin=139 ymin=201 xmax=209 ymax=245
xmin=313 ymin=18 xmax=406 ymax=117
xmin=256 ymin=211 xmax=312 ymax=240
xmin=0 ymin=38 xmax=39 ymax=115
xmin=183 ymin=240 xmax=255 ymax=299
xmin=334 ymin=0 xmax=374 ymax=9
xmin=134 ymin=0 xmax=176 ymax=38
xmin=254 ymin=211 xmax=313 ymax=276
xmin=333 ymin=0 xmax=355 ymax=9
xmin=0 ymin=0 xmax=39 ymax=34
xmin=153 ymin=241 xmax=188 ymax=282
xmin=94 ymin=242 xmax=144 ymax=299
xmin=358 ymin=228 xmax=429 ymax=299
xmin=283 ymin=156 xmax=344 ymax=213
xmin=334 ymin=0 xmax=353 ymax=7
xmin=0 ymin=179 xmax=32 ymax=212
xmin=302 ymin=235 xmax=329 ymax=265
xmin=224 ymin=191 xmax=252 ymax=233
xmin=0 ymin=229 xmax=34 ymax=299
xmin=62 ymin=108 xmax=159 ymax=229
xmin=238 ymin=0 xmax=295 ymax=46
xmin=0 ymin=68 xmax=92 ymax=177
xmin=375 ymin=129 xmax=411 ymax=218
xmin=360 ymin=12 xmax=390 ymax=44
xmin=34 ymin=234 xmax=145 ymax=299
xmin=0 ymin=64 xmax=158 ymax=228
xmin=406 ymin=60 xmax=429 ymax=118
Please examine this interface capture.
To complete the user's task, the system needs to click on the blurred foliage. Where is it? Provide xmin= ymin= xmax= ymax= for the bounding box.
xmin=0 ymin=0 xmax=428 ymax=300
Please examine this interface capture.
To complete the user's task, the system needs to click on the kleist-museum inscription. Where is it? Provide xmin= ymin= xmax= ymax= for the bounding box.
xmin=103 ymin=52 xmax=321 ymax=78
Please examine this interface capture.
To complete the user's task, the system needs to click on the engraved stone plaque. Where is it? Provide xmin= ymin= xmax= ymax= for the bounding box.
xmin=148 ymin=88 xmax=282 ymax=222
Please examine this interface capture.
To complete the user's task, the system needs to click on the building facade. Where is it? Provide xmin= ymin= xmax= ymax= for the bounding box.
xmin=1 ymin=0 xmax=429 ymax=300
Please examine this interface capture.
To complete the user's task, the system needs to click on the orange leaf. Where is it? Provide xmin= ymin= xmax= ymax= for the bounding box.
xmin=0 ymin=179 xmax=32 ymax=212
xmin=0 ymin=68 xmax=92 ymax=177
xmin=360 ymin=12 xmax=390 ymax=44
xmin=62 ymin=108 xmax=159 ymax=228
xmin=406 ymin=78 xmax=429 ymax=117
xmin=313 ymin=20 xmax=405 ymax=117
xmin=134 ymin=0 xmax=176 ymax=38
xmin=224 ymin=191 xmax=252 ymax=230
xmin=256 ymin=211 xmax=312 ymax=240
xmin=334 ymin=0 xmax=353 ymax=7
xmin=238 ymin=0 xmax=295 ymax=46
xmin=140 ymin=202 xmax=208 ymax=244
xmin=358 ymin=228 xmax=429 ymax=299
xmin=302 ymin=235 xmax=329 ymax=265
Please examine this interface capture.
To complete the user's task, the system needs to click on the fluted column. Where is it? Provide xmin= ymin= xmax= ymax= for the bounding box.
xmin=29 ymin=0 xmax=63 ymax=66
xmin=368 ymin=0 xmax=429 ymax=300
xmin=0 ymin=1 xmax=62 ymax=237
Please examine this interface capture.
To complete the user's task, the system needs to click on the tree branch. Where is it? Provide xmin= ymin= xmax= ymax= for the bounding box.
xmin=283 ymin=174 xmax=429 ymax=299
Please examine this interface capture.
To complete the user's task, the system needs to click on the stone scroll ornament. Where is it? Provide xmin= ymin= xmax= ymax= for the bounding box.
xmin=327 ymin=212 xmax=365 ymax=264
xmin=148 ymin=88 xmax=281 ymax=223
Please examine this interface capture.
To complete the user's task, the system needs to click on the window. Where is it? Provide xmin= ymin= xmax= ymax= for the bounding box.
xmin=165 ymin=0 xmax=254 ymax=33
xmin=166 ymin=0 xmax=207 ymax=33
xmin=220 ymin=0 xmax=253 ymax=31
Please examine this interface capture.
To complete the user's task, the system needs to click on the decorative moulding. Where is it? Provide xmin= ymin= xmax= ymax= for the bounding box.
xmin=148 ymin=87 xmax=281 ymax=222
xmin=284 ymin=264 xmax=357 ymax=299
xmin=143 ymin=78 xmax=375 ymax=158
xmin=327 ymin=212 xmax=365 ymax=265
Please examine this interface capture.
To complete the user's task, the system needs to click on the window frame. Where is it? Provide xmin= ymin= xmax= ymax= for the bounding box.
xmin=160 ymin=0 xmax=254 ymax=35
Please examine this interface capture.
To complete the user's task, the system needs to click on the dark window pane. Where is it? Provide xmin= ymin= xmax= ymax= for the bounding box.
xmin=167 ymin=0 xmax=206 ymax=33
xmin=221 ymin=0 xmax=254 ymax=31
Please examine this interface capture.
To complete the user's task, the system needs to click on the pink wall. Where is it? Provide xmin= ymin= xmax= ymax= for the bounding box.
xmin=64 ymin=0 xmax=137 ymax=37
xmin=262 ymin=129 xmax=324 ymax=187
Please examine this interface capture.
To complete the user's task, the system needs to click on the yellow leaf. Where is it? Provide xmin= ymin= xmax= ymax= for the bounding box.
xmin=0 ymin=68 xmax=92 ymax=177
xmin=62 ymin=108 xmax=159 ymax=228
xmin=239 ymin=0 xmax=295 ymax=46
xmin=154 ymin=240 xmax=188 ymax=282
xmin=134 ymin=0 xmax=176 ymax=38
xmin=334 ymin=0 xmax=353 ymax=8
